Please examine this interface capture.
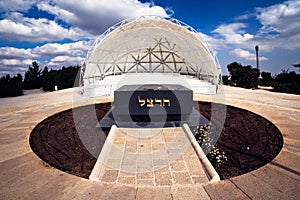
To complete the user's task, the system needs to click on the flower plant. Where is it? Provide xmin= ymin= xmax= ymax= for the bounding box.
xmin=193 ymin=124 xmax=227 ymax=168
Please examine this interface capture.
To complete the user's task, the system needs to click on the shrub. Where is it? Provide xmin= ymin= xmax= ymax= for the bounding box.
xmin=193 ymin=125 xmax=227 ymax=168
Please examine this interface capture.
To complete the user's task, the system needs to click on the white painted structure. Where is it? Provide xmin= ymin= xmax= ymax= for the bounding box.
xmin=80 ymin=16 xmax=222 ymax=96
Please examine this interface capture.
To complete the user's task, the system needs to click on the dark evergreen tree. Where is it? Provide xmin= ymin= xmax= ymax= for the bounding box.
xmin=23 ymin=61 xmax=42 ymax=89
xmin=42 ymin=66 xmax=80 ymax=91
xmin=0 ymin=74 xmax=23 ymax=97
xmin=42 ymin=66 xmax=49 ymax=76
xmin=42 ymin=69 xmax=58 ymax=91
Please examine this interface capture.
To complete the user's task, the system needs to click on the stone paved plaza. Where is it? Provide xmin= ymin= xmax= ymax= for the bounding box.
xmin=0 ymin=86 xmax=299 ymax=199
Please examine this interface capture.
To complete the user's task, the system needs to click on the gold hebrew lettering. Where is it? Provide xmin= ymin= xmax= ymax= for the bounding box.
xmin=138 ymin=96 xmax=145 ymax=107
xmin=163 ymin=98 xmax=170 ymax=106
xmin=147 ymin=98 xmax=154 ymax=107
xmin=155 ymin=98 xmax=163 ymax=106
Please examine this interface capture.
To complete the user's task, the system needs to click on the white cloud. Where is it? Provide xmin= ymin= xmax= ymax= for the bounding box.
xmin=210 ymin=0 xmax=300 ymax=56
xmin=37 ymin=0 xmax=170 ymax=34
xmin=255 ymin=0 xmax=300 ymax=50
xmin=1 ymin=58 xmax=34 ymax=66
xmin=213 ymin=23 xmax=254 ymax=45
xmin=0 ymin=58 xmax=34 ymax=77
xmin=36 ymin=2 xmax=76 ymax=24
xmin=0 ymin=0 xmax=36 ymax=12
xmin=0 ymin=40 xmax=93 ymax=76
xmin=32 ymin=40 xmax=92 ymax=57
xmin=46 ymin=55 xmax=84 ymax=67
xmin=0 ymin=12 xmax=92 ymax=42
xmin=1 ymin=59 xmax=22 ymax=66
xmin=0 ymin=47 xmax=34 ymax=59
xmin=197 ymin=32 xmax=226 ymax=50
xmin=230 ymin=49 xmax=268 ymax=61
xmin=22 ymin=59 xmax=35 ymax=65
xmin=0 ymin=0 xmax=170 ymax=42
xmin=0 ymin=41 xmax=92 ymax=61
xmin=257 ymin=0 xmax=300 ymax=33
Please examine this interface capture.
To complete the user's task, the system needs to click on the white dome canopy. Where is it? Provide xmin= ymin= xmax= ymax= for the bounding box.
xmin=80 ymin=16 xmax=221 ymax=95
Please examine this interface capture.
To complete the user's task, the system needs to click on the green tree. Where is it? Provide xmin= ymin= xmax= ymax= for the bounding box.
xmin=260 ymin=71 xmax=275 ymax=87
xmin=23 ymin=61 xmax=42 ymax=89
xmin=42 ymin=66 xmax=80 ymax=91
xmin=227 ymin=62 xmax=260 ymax=89
xmin=273 ymin=70 xmax=300 ymax=95
xmin=42 ymin=66 xmax=49 ymax=76
xmin=42 ymin=69 xmax=58 ymax=91
xmin=0 ymin=74 xmax=23 ymax=97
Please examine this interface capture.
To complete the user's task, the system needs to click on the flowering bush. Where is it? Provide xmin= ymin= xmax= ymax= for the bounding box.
xmin=194 ymin=124 xmax=227 ymax=168
xmin=206 ymin=145 xmax=227 ymax=168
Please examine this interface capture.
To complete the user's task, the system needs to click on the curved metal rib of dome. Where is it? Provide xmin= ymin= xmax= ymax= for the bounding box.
xmin=80 ymin=15 xmax=222 ymax=95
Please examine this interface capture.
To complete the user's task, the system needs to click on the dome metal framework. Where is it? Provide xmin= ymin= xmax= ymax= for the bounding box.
xmin=80 ymin=15 xmax=222 ymax=94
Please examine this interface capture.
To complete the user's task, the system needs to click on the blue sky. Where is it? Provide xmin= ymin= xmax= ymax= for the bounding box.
xmin=0 ymin=0 xmax=299 ymax=77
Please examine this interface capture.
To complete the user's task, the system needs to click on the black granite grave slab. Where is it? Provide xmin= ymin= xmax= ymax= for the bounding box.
xmin=98 ymin=84 xmax=208 ymax=129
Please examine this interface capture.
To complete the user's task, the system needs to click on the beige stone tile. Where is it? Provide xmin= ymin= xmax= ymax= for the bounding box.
xmin=184 ymin=157 xmax=206 ymax=177
xmin=170 ymin=161 xmax=187 ymax=172
xmin=168 ymin=153 xmax=184 ymax=162
xmin=122 ymin=153 xmax=137 ymax=165
xmin=107 ymin=147 xmax=124 ymax=159
xmin=155 ymin=172 xmax=173 ymax=186
xmin=119 ymin=171 xmax=136 ymax=177
xmin=153 ymin=151 xmax=168 ymax=159
xmin=137 ymin=143 xmax=152 ymax=153
xmin=153 ymin=165 xmax=166 ymax=171
xmin=172 ymin=136 xmax=190 ymax=146
xmin=118 ymin=176 xmax=136 ymax=185
xmin=99 ymin=185 xmax=137 ymax=200
xmin=136 ymin=179 xmax=155 ymax=186
xmin=136 ymin=172 xmax=154 ymax=179
xmin=164 ymin=136 xmax=174 ymax=143
xmin=183 ymin=147 xmax=196 ymax=157
xmin=171 ymin=186 xmax=210 ymax=200
xmin=188 ymin=168 xmax=206 ymax=178
xmin=153 ymin=158 xmax=169 ymax=166
xmin=125 ymin=140 xmax=137 ymax=152
xmin=172 ymin=172 xmax=193 ymax=184
xmin=113 ymin=137 xmax=125 ymax=144
xmin=136 ymin=187 xmax=172 ymax=200
xmin=154 ymin=166 xmax=170 ymax=175
xmin=100 ymin=170 xmax=118 ymax=183
xmin=162 ymin=131 xmax=174 ymax=137
xmin=125 ymin=135 xmax=138 ymax=142
xmin=106 ymin=159 xmax=122 ymax=167
xmin=137 ymin=165 xmax=153 ymax=174
xmin=192 ymin=176 xmax=209 ymax=184
xmin=151 ymin=134 xmax=165 ymax=143
xmin=123 ymin=128 xmax=139 ymax=138
xmin=138 ymin=137 xmax=152 ymax=144
xmin=152 ymin=143 xmax=165 ymax=151
xmin=166 ymin=148 xmax=179 ymax=154
xmin=120 ymin=164 xmax=137 ymax=173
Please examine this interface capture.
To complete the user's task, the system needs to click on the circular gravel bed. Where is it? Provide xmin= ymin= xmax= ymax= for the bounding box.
xmin=29 ymin=102 xmax=283 ymax=179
